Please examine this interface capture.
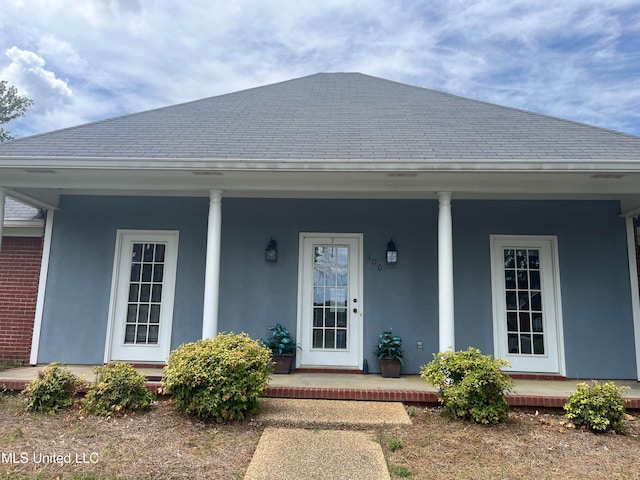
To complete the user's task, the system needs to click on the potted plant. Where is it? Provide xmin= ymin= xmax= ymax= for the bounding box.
xmin=261 ymin=324 xmax=299 ymax=374
xmin=374 ymin=330 xmax=404 ymax=378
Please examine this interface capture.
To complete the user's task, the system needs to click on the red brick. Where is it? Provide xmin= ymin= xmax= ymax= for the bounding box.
xmin=0 ymin=236 xmax=43 ymax=362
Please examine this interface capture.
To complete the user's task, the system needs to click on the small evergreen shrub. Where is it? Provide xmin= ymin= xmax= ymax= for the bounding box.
xmin=564 ymin=381 xmax=628 ymax=433
xmin=21 ymin=363 xmax=83 ymax=413
xmin=420 ymin=347 xmax=513 ymax=424
xmin=162 ymin=333 xmax=272 ymax=421
xmin=83 ymin=362 xmax=155 ymax=416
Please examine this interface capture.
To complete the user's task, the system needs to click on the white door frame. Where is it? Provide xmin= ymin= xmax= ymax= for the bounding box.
xmin=104 ymin=230 xmax=179 ymax=363
xmin=296 ymin=233 xmax=364 ymax=369
xmin=490 ymin=235 xmax=566 ymax=375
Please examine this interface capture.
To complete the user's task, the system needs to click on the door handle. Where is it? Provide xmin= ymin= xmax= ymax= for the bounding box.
xmin=353 ymin=308 xmax=358 ymax=313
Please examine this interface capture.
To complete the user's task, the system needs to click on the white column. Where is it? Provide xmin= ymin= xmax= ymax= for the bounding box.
xmin=30 ymin=209 xmax=54 ymax=365
xmin=625 ymin=217 xmax=640 ymax=380
xmin=438 ymin=192 xmax=455 ymax=351
xmin=202 ymin=190 xmax=223 ymax=339
xmin=0 ymin=188 xmax=6 ymax=251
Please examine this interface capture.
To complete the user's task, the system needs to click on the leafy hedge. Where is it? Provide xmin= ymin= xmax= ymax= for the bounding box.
xmin=564 ymin=381 xmax=628 ymax=433
xmin=21 ymin=363 xmax=83 ymax=413
xmin=162 ymin=333 xmax=272 ymax=421
xmin=83 ymin=362 xmax=155 ymax=416
xmin=421 ymin=347 xmax=513 ymax=424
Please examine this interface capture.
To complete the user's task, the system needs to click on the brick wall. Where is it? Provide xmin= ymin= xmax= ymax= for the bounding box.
xmin=0 ymin=236 xmax=43 ymax=362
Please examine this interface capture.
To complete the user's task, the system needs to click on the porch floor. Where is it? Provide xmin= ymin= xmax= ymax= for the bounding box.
xmin=2 ymin=366 xmax=639 ymax=409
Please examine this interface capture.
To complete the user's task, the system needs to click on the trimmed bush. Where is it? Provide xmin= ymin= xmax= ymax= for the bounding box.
xmin=21 ymin=363 xmax=83 ymax=413
xmin=162 ymin=333 xmax=272 ymax=421
xmin=564 ymin=381 xmax=628 ymax=433
xmin=83 ymin=362 xmax=155 ymax=416
xmin=421 ymin=347 xmax=513 ymax=424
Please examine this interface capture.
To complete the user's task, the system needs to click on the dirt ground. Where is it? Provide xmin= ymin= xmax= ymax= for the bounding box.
xmin=0 ymin=396 xmax=261 ymax=479
xmin=1 ymin=394 xmax=640 ymax=479
xmin=384 ymin=406 xmax=640 ymax=479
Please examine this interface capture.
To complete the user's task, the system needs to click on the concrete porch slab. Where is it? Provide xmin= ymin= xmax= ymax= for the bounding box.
xmin=2 ymin=366 xmax=640 ymax=409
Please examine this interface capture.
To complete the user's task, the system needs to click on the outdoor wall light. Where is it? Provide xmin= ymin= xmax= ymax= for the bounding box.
xmin=386 ymin=239 xmax=398 ymax=264
xmin=265 ymin=238 xmax=278 ymax=262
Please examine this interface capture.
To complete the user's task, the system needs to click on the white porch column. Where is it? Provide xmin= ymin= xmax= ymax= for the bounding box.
xmin=30 ymin=209 xmax=54 ymax=365
xmin=0 ymin=188 xmax=6 ymax=251
xmin=202 ymin=190 xmax=223 ymax=339
xmin=625 ymin=217 xmax=640 ymax=380
xmin=438 ymin=192 xmax=455 ymax=351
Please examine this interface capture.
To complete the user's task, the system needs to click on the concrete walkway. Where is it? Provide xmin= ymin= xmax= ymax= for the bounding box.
xmin=245 ymin=398 xmax=411 ymax=480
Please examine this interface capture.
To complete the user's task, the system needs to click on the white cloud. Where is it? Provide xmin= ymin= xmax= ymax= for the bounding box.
xmin=1 ymin=46 xmax=73 ymax=113
xmin=0 ymin=0 xmax=637 ymax=137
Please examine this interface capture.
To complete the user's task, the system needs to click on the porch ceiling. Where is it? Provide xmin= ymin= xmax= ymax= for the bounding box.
xmin=3 ymin=167 xmax=640 ymax=214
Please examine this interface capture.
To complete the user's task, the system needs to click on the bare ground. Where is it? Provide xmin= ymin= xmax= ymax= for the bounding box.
xmin=1 ymin=394 xmax=640 ymax=479
xmin=383 ymin=406 xmax=640 ymax=479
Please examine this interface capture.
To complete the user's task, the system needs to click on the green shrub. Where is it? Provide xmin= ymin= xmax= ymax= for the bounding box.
xmin=420 ymin=347 xmax=513 ymax=424
xmin=564 ymin=381 xmax=628 ymax=433
xmin=162 ymin=333 xmax=272 ymax=421
xmin=21 ymin=363 xmax=83 ymax=413
xmin=83 ymin=362 xmax=155 ymax=416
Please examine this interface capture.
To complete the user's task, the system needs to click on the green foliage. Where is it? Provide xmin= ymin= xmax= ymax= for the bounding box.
xmin=261 ymin=323 xmax=299 ymax=354
xmin=421 ymin=347 xmax=513 ymax=424
xmin=387 ymin=436 xmax=403 ymax=452
xmin=21 ymin=363 xmax=83 ymax=413
xmin=162 ymin=333 xmax=272 ymax=421
xmin=374 ymin=330 xmax=404 ymax=364
xmin=564 ymin=381 xmax=628 ymax=433
xmin=0 ymin=359 xmax=25 ymax=371
xmin=83 ymin=362 xmax=155 ymax=416
xmin=388 ymin=463 xmax=414 ymax=478
xmin=0 ymin=80 xmax=33 ymax=142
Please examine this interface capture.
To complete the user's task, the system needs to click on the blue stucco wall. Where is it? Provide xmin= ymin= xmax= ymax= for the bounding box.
xmin=453 ymin=200 xmax=636 ymax=379
xmin=219 ymin=198 xmax=439 ymax=374
xmin=38 ymin=196 xmax=208 ymax=363
xmin=38 ymin=196 xmax=636 ymax=378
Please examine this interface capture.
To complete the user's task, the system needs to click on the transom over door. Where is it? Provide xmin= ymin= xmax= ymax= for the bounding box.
xmin=491 ymin=236 xmax=564 ymax=374
xmin=297 ymin=234 xmax=363 ymax=369
xmin=107 ymin=231 xmax=179 ymax=363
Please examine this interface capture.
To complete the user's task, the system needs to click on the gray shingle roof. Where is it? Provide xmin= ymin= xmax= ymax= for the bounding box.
xmin=0 ymin=72 xmax=638 ymax=162
xmin=4 ymin=197 xmax=41 ymax=221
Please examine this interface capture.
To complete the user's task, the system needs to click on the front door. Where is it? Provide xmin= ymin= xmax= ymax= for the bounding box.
xmin=491 ymin=236 xmax=564 ymax=374
xmin=297 ymin=233 xmax=363 ymax=369
xmin=107 ymin=230 xmax=179 ymax=363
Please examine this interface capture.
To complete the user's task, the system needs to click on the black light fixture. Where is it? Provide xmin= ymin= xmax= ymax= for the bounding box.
xmin=386 ymin=238 xmax=398 ymax=264
xmin=265 ymin=238 xmax=278 ymax=262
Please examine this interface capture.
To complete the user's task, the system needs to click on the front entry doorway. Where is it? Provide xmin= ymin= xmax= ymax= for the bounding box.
xmin=490 ymin=236 xmax=564 ymax=374
xmin=106 ymin=230 xmax=179 ymax=363
xmin=297 ymin=233 xmax=363 ymax=369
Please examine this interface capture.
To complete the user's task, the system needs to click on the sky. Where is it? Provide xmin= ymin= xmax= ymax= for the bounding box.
xmin=1 ymin=0 xmax=639 ymax=139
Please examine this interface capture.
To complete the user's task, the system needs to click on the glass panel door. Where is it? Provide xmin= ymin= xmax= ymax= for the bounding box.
xmin=125 ymin=242 xmax=166 ymax=345
xmin=312 ymin=245 xmax=349 ymax=350
xmin=491 ymin=236 xmax=562 ymax=374
xmin=298 ymin=234 xmax=362 ymax=369
xmin=503 ymin=248 xmax=545 ymax=356
xmin=108 ymin=231 xmax=179 ymax=363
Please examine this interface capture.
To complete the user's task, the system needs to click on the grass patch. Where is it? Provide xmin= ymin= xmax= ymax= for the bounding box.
xmin=0 ymin=360 xmax=24 ymax=371
xmin=388 ymin=463 xmax=414 ymax=478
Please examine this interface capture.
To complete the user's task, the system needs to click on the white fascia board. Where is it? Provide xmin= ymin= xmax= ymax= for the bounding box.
xmin=621 ymin=206 xmax=640 ymax=218
xmin=2 ymin=220 xmax=45 ymax=237
xmin=2 ymin=155 xmax=640 ymax=173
